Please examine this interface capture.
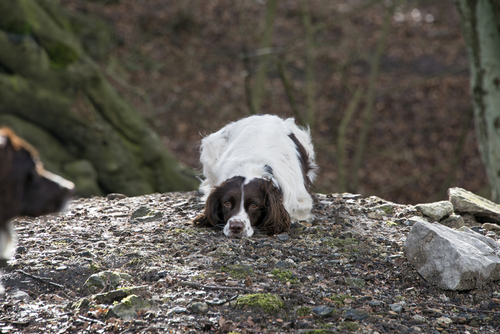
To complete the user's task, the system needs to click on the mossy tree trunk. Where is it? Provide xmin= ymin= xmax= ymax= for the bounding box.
xmin=456 ymin=0 xmax=500 ymax=202
xmin=0 ymin=0 xmax=198 ymax=197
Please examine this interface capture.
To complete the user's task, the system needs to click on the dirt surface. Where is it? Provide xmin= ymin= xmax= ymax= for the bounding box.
xmin=1 ymin=192 xmax=500 ymax=333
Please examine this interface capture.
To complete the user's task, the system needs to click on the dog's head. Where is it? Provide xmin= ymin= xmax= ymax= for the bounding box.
xmin=0 ymin=127 xmax=75 ymax=227
xmin=193 ymin=176 xmax=291 ymax=237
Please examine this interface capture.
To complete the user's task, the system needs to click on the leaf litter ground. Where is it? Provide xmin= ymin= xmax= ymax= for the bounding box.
xmin=2 ymin=192 xmax=500 ymax=333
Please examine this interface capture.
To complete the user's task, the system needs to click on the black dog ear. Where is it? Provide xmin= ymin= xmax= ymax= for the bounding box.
xmin=260 ymin=181 xmax=291 ymax=235
xmin=192 ymin=189 xmax=224 ymax=228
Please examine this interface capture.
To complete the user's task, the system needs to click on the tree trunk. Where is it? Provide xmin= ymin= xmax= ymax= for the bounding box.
xmin=455 ymin=0 xmax=500 ymax=202
xmin=0 ymin=0 xmax=198 ymax=197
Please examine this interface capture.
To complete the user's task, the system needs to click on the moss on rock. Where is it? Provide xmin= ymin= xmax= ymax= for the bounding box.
xmin=271 ymin=269 xmax=299 ymax=284
xmin=221 ymin=264 xmax=254 ymax=279
xmin=297 ymin=306 xmax=311 ymax=316
xmin=236 ymin=293 xmax=284 ymax=314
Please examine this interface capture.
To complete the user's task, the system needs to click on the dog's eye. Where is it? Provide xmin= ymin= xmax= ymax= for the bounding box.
xmin=249 ymin=203 xmax=258 ymax=210
xmin=223 ymin=201 xmax=231 ymax=208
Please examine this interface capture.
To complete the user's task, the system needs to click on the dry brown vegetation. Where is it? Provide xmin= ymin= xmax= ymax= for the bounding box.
xmin=60 ymin=0 xmax=487 ymax=204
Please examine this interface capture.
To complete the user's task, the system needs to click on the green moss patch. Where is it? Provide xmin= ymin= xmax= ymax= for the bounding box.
xmin=339 ymin=321 xmax=359 ymax=331
xmin=330 ymin=294 xmax=354 ymax=306
xmin=297 ymin=306 xmax=311 ymax=317
xmin=4 ymin=21 xmax=31 ymax=35
xmin=271 ymin=269 xmax=299 ymax=284
xmin=121 ymin=294 xmax=136 ymax=307
xmin=236 ymin=293 xmax=284 ymax=314
xmin=373 ymin=204 xmax=396 ymax=214
xmin=173 ymin=228 xmax=196 ymax=235
xmin=45 ymin=40 xmax=79 ymax=68
xmin=220 ymin=264 xmax=254 ymax=279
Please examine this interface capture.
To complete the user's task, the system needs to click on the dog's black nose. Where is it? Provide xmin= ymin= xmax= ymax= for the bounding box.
xmin=229 ymin=221 xmax=244 ymax=234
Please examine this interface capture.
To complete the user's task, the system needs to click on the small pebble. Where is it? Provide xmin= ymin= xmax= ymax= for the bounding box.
xmin=389 ymin=303 xmax=404 ymax=313
xmin=368 ymin=300 xmax=383 ymax=307
xmin=342 ymin=194 xmax=362 ymax=199
xmin=275 ymin=261 xmax=289 ymax=268
xmin=486 ymin=231 xmax=496 ymax=238
xmin=344 ymin=308 xmax=369 ymax=321
xmin=172 ymin=307 xmax=187 ymax=314
xmin=191 ymin=302 xmax=209 ymax=314
xmin=470 ymin=226 xmax=484 ymax=234
xmin=412 ymin=314 xmax=427 ymax=324
xmin=311 ymin=305 xmax=335 ymax=317
xmin=277 ymin=234 xmax=290 ymax=241
xmin=482 ymin=223 xmax=500 ymax=232
xmin=9 ymin=290 xmax=31 ymax=302
xmin=16 ymin=246 xmax=26 ymax=254
xmin=435 ymin=316 xmax=453 ymax=326
xmin=107 ymin=193 xmax=127 ymax=200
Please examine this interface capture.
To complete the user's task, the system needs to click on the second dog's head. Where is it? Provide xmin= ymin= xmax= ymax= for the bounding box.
xmin=0 ymin=127 xmax=75 ymax=228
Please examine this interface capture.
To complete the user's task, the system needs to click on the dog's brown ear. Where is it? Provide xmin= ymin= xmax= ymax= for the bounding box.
xmin=192 ymin=189 xmax=224 ymax=228
xmin=260 ymin=182 xmax=291 ymax=235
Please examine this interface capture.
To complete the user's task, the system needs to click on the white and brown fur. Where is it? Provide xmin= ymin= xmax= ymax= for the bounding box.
xmin=193 ymin=115 xmax=317 ymax=237
xmin=0 ymin=128 xmax=74 ymax=291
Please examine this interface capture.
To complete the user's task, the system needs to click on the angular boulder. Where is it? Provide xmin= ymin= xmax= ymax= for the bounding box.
xmin=106 ymin=295 xmax=157 ymax=320
xmin=130 ymin=206 xmax=163 ymax=222
xmin=404 ymin=220 xmax=500 ymax=290
xmin=440 ymin=214 xmax=465 ymax=229
xmin=84 ymin=271 xmax=132 ymax=293
xmin=448 ymin=187 xmax=500 ymax=224
xmin=415 ymin=201 xmax=453 ymax=221
xmin=93 ymin=285 xmax=150 ymax=304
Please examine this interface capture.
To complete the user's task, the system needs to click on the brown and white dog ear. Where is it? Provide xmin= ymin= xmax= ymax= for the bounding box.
xmin=0 ymin=130 xmax=12 ymax=180
xmin=192 ymin=189 xmax=224 ymax=228
xmin=261 ymin=182 xmax=291 ymax=235
xmin=0 ymin=133 xmax=7 ymax=148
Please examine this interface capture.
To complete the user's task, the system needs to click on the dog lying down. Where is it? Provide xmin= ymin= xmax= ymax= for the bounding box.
xmin=193 ymin=115 xmax=318 ymax=237
xmin=0 ymin=127 xmax=74 ymax=292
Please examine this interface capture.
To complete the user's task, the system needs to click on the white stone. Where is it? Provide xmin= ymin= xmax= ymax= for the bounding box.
xmin=415 ymin=201 xmax=453 ymax=221
xmin=106 ymin=295 xmax=157 ymax=320
xmin=449 ymin=187 xmax=500 ymax=223
xmin=404 ymin=220 xmax=500 ymax=290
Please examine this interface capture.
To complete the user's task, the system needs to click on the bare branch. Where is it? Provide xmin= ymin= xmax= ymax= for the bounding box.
xmin=301 ymin=0 xmax=316 ymax=128
xmin=251 ymin=0 xmax=278 ymax=113
xmin=434 ymin=108 xmax=474 ymax=201
xmin=337 ymin=87 xmax=364 ymax=193
xmin=350 ymin=2 xmax=395 ymax=192
xmin=17 ymin=270 xmax=65 ymax=289
xmin=283 ymin=0 xmax=384 ymax=52
xmin=276 ymin=59 xmax=306 ymax=126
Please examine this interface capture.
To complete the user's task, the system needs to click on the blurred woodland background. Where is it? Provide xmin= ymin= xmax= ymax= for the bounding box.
xmin=0 ymin=0 xmax=493 ymax=204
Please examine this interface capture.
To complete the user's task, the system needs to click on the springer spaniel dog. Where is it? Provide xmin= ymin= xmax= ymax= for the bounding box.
xmin=0 ymin=127 xmax=74 ymax=289
xmin=193 ymin=115 xmax=317 ymax=237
